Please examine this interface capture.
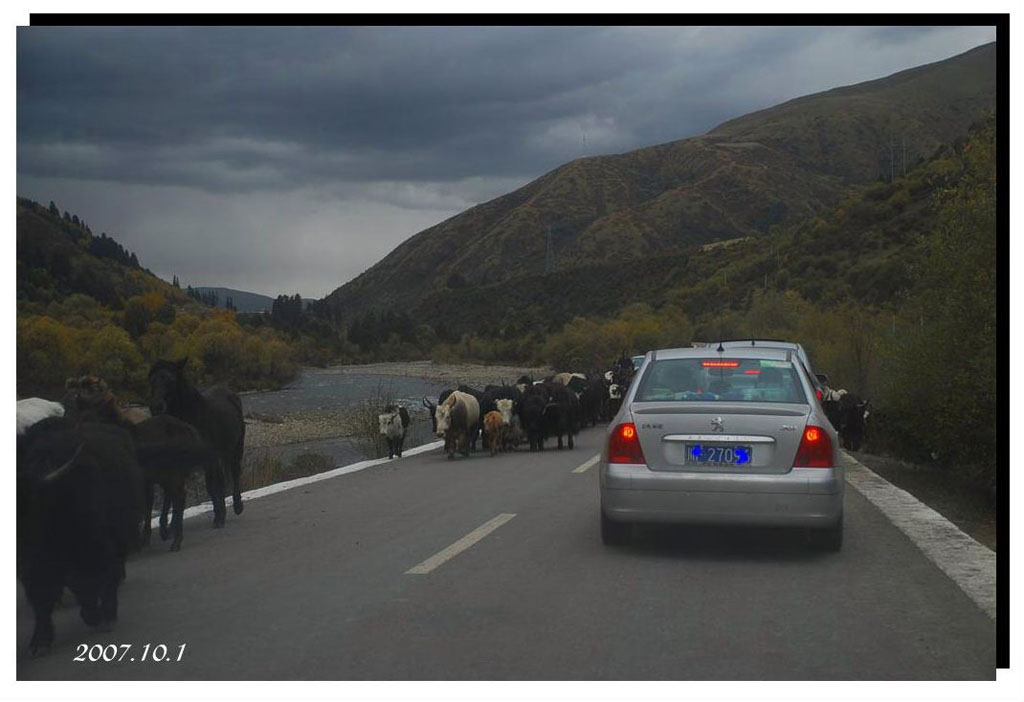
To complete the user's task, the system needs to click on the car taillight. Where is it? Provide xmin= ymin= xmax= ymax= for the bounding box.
xmin=815 ymin=388 xmax=823 ymax=401
xmin=793 ymin=425 xmax=832 ymax=468
xmin=608 ymin=422 xmax=646 ymax=464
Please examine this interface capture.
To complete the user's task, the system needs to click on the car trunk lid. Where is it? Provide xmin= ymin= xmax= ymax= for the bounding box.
xmin=630 ymin=402 xmax=810 ymax=475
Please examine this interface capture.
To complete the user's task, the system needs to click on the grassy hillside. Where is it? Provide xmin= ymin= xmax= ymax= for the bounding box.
xmin=17 ymin=198 xmax=183 ymax=308
xmin=324 ymin=42 xmax=996 ymax=321
xmin=371 ymin=112 xmax=983 ymax=347
xmin=448 ymin=115 xmax=995 ymax=492
xmin=16 ymin=198 xmax=300 ymax=399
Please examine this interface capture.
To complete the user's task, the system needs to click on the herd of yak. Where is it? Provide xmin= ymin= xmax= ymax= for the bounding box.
xmin=416 ymin=365 xmax=637 ymax=460
xmin=15 ymin=357 xmax=637 ymax=657
xmin=16 ymin=357 xmax=246 ymax=656
xmin=16 ymin=352 xmax=874 ymax=657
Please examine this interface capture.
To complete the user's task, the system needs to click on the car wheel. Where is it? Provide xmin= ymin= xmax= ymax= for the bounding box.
xmin=601 ymin=509 xmax=632 ymax=546
xmin=808 ymin=513 xmax=843 ymax=551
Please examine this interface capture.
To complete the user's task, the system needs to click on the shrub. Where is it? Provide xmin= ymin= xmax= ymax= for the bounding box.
xmin=17 ymin=315 xmax=77 ymax=395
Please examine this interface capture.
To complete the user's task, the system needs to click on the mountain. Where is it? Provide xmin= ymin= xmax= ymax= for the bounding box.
xmin=194 ymin=287 xmax=276 ymax=313
xmin=16 ymin=197 xmax=182 ymax=307
xmin=323 ymin=42 xmax=996 ymax=324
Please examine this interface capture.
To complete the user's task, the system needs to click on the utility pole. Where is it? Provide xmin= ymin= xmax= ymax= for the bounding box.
xmin=890 ymin=133 xmax=895 ymax=183
xmin=544 ymin=225 xmax=554 ymax=276
xmin=902 ymin=133 xmax=907 ymax=177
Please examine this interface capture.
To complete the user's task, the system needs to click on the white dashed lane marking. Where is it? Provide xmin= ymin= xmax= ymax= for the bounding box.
xmin=406 ymin=513 xmax=517 ymax=575
xmin=573 ymin=455 xmax=600 ymax=473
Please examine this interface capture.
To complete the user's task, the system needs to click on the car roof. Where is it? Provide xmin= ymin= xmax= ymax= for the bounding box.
xmin=647 ymin=347 xmax=793 ymax=361
xmin=715 ymin=339 xmax=803 ymax=351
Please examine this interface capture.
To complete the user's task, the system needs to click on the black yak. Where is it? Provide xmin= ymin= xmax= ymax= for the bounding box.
xmin=17 ymin=418 xmax=144 ymax=655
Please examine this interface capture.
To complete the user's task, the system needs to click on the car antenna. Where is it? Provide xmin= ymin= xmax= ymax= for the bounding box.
xmin=716 ymin=342 xmax=724 ymax=353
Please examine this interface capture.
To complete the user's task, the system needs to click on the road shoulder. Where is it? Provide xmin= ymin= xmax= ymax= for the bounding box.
xmin=841 ymin=450 xmax=996 ymax=619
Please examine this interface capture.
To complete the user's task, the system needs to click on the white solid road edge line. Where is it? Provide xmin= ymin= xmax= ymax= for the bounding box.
xmin=841 ymin=451 xmax=996 ymax=619
xmin=406 ymin=513 xmax=517 ymax=575
xmin=573 ymin=455 xmax=600 ymax=473
xmin=152 ymin=440 xmax=445 ymax=528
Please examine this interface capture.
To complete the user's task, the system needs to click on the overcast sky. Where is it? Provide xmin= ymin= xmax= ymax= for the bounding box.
xmin=16 ymin=25 xmax=996 ymax=299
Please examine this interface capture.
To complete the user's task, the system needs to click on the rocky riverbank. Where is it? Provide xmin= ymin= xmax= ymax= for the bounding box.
xmin=320 ymin=360 xmax=551 ymax=387
xmin=242 ymin=360 xmax=551 ymax=449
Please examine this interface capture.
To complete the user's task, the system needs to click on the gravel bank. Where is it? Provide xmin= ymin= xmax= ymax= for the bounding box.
xmin=321 ymin=360 xmax=552 ymax=387
xmin=243 ymin=360 xmax=551 ymax=450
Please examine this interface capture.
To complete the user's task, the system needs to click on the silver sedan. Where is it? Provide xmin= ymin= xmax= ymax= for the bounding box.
xmin=599 ymin=346 xmax=844 ymax=549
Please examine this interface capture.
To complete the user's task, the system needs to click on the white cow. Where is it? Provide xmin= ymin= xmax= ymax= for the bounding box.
xmin=17 ymin=398 xmax=65 ymax=435
xmin=378 ymin=405 xmax=410 ymax=459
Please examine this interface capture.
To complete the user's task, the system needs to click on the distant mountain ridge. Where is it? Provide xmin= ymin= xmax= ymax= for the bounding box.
xmin=323 ymin=42 xmax=996 ymax=322
xmin=194 ymin=287 xmax=275 ymax=313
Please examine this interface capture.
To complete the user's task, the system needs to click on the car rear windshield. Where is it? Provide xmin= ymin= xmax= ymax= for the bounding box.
xmin=635 ymin=358 xmax=808 ymax=404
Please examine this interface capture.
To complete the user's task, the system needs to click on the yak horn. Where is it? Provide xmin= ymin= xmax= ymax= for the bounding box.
xmin=43 ymin=444 xmax=84 ymax=483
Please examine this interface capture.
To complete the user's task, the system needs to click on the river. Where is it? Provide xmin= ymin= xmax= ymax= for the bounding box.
xmin=239 ymin=367 xmax=454 ymax=467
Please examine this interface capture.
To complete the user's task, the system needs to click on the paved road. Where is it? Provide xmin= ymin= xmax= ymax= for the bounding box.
xmin=16 ymin=427 xmax=995 ymax=680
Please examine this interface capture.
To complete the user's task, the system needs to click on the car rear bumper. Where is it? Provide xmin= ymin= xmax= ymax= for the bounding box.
xmin=599 ymin=462 xmax=844 ymax=527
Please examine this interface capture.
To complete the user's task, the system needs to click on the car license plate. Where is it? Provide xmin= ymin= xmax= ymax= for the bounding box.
xmin=686 ymin=444 xmax=752 ymax=465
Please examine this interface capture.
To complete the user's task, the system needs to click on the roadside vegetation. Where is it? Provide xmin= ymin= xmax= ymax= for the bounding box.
xmin=416 ymin=116 xmax=999 ymax=498
xmin=17 ymin=116 xmax=996 ymax=500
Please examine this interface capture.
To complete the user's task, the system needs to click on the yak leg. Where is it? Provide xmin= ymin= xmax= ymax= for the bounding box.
xmin=206 ymin=460 xmax=227 ymax=528
xmin=169 ymin=482 xmax=186 ymax=552
xmin=98 ymin=562 xmax=122 ymax=627
xmin=159 ymin=485 xmax=172 ymax=541
xmin=142 ymin=481 xmax=155 ymax=546
xmin=25 ymin=566 xmax=61 ymax=655
xmin=231 ymin=433 xmax=245 ymax=515
xmin=73 ymin=575 xmax=103 ymax=628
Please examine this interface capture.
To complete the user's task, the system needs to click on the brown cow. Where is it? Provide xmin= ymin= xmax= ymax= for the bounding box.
xmin=483 ymin=410 xmax=505 ymax=456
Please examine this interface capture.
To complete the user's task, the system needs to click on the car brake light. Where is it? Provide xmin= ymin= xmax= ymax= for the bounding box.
xmin=743 ymin=369 xmax=761 ymax=375
xmin=793 ymin=425 xmax=832 ymax=468
xmin=609 ymin=422 xmax=646 ymax=464
xmin=815 ymin=389 xmax=823 ymax=401
xmin=702 ymin=360 xmax=740 ymax=368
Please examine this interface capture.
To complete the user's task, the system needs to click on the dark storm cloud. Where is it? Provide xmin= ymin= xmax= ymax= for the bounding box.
xmin=17 ymin=26 xmax=825 ymax=193
xmin=16 ymin=25 xmax=997 ymax=297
